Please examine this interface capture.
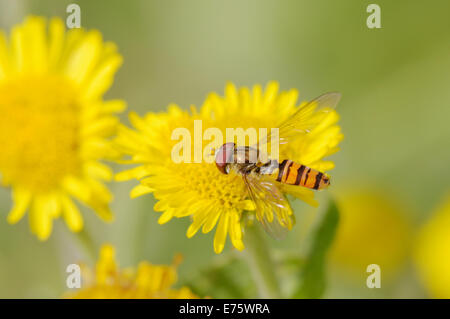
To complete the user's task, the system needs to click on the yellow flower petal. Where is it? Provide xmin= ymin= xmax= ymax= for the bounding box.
xmin=61 ymin=195 xmax=83 ymax=232
xmin=115 ymin=165 xmax=150 ymax=181
xmin=202 ymin=209 xmax=221 ymax=234
xmin=63 ymin=176 xmax=91 ymax=203
xmin=48 ymin=17 xmax=65 ymax=69
xmin=84 ymin=161 xmax=113 ymax=181
xmin=214 ymin=213 xmax=229 ymax=254
xmin=24 ymin=16 xmax=48 ymax=72
xmin=7 ymin=187 xmax=32 ymax=224
xmin=229 ymin=211 xmax=244 ymax=251
xmin=0 ymin=31 xmax=10 ymax=79
xmin=11 ymin=25 xmax=25 ymax=72
xmin=130 ymin=184 xmax=154 ymax=199
xmin=29 ymin=196 xmax=53 ymax=241
xmin=65 ymin=30 xmax=102 ymax=84
xmin=158 ymin=209 xmax=174 ymax=225
xmin=83 ymin=53 xmax=122 ymax=100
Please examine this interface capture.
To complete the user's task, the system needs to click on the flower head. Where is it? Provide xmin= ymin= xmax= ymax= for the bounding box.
xmin=0 ymin=16 xmax=125 ymax=239
xmin=330 ymin=188 xmax=412 ymax=278
xmin=115 ymin=82 xmax=342 ymax=253
xmin=415 ymin=193 xmax=450 ymax=298
xmin=66 ymin=244 xmax=199 ymax=299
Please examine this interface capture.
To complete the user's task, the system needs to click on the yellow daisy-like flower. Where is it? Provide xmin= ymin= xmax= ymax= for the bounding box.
xmin=330 ymin=188 xmax=412 ymax=278
xmin=66 ymin=244 xmax=199 ymax=299
xmin=115 ymin=82 xmax=342 ymax=253
xmin=0 ymin=17 xmax=125 ymax=240
xmin=415 ymin=193 xmax=450 ymax=298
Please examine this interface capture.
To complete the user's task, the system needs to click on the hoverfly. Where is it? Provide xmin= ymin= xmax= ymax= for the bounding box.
xmin=214 ymin=92 xmax=341 ymax=239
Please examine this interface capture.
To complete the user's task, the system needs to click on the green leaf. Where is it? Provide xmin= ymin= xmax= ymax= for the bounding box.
xmin=292 ymin=198 xmax=340 ymax=299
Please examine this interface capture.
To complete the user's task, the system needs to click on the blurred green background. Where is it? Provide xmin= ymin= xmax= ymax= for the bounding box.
xmin=0 ymin=0 xmax=449 ymax=298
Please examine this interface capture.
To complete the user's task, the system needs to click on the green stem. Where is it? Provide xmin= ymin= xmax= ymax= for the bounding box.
xmin=242 ymin=225 xmax=282 ymax=298
xmin=73 ymin=228 xmax=97 ymax=263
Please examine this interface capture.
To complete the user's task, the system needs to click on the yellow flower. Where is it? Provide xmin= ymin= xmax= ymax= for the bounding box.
xmin=0 ymin=16 xmax=125 ymax=240
xmin=115 ymin=82 xmax=343 ymax=253
xmin=415 ymin=193 xmax=450 ymax=298
xmin=330 ymin=188 xmax=412 ymax=278
xmin=66 ymin=244 xmax=199 ymax=299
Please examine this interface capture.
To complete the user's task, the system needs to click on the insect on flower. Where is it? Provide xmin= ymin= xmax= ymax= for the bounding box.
xmin=214 ymin=92 xmax=341 ymax=239
xmin=115 ymin=82 xmax=343 ymax=253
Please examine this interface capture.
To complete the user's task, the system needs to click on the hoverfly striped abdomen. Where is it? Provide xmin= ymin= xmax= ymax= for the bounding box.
xmin=276 ymin=159 xmax=330 ymax=190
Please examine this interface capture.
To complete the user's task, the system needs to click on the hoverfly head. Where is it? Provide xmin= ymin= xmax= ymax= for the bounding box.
xmin=215 ymin=142 xmax=235 ymax=174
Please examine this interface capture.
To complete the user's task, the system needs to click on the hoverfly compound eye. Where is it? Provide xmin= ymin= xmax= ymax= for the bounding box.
xmin=215 ymin=143 xmax=235 ymax=174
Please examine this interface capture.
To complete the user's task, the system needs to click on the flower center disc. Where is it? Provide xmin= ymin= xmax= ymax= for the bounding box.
xmin=0 ymin=75 xmax=81 ymax=192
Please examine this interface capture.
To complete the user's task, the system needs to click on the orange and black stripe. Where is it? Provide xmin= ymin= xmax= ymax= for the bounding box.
xmin=276 ymin=159 xmax=330 ymax=190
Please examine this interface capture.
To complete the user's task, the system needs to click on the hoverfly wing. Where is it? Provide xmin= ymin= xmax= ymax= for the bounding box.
xmin=257 ymin=92 xmax=341 ymax=147
xmin=243 ymin=173 xmax=295 ymax=240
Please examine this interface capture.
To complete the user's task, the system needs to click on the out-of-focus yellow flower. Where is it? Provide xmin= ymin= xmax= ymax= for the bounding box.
xmin=66 ymin=244 xmax=199 ymax=299
xmin=330 ymin=188 xmax=412 ymax=277
xmin=115 ymin=82 xmax=343 ymax=253
xmin=0 ymin=16 xmax=125 ymax=239
xmin=415 ymin=193 xmax=450 ymax=298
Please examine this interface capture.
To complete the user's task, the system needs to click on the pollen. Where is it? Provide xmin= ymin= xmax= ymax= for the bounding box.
xmin=176 ymin=163 xmax=247 ymax=210
xmin=0 ymin=75 xmax=81 ymax=192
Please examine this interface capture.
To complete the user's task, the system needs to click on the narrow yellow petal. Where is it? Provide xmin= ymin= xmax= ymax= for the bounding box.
xmin=251 ymin=84 xmax=262 ymax=111
xmin=24 ymin=16 xmax=47 ymax=72
xmin=58 ymin=28 xmax=83 ymax=68
xmin=115 ymin=165 xmax=149 ymax=181
xmin=87 ymin=178 xmax=112 ymax=203
xmin=238 ymin=87 xmax=251 ymax=110
xmin=102 ymin=99 xmax=127 ymax=114
xmin=202 ymin=209 xmax=221 ymax=234
xmin=29 ymin=196 xmax=53 ymax=241
xmin=0 ymin=31 xmax=10 ymax=79
xmin=65 ymin=30 xmax=102 ymax=84
xmin=229 ymin=211 xmax=244 ymax=251
xmin=61 ymin=195 xmax=83 ymax=232
xmin=154 ymin=200 xmax=169 ymax=212
xmin=186 ymin=222 xmax=200 ymax=238
xmin=312 ymin=160 xmax=335 ymax=172
xmin=7 ymin=187 xmax=32 ymax=224
xmin=263 ymin=81 xmax=279 ymax=107
xmin=84 ymin=161 xmax=113 ymax=181
xmin=158 ymin=209 xmax=174 ymax=225
xmin=11 ymin=25 xmax=25 ymax=73
xmin=48 ymin=17 xmax=65 ymax=69
xmin=82 ymin=53 xmax=123 ymax=100
xmin=96 ymin=244 xmax=117 ymax=284
xmin=63 ymin=176 xmax=91 ymax=202
xmin=44 ymin=192 xmax=62 ymax=218
xmin=81 ymin=138 xmax=120 ymax=160
xmin=130 ymin=184 xmax=154 ymax=199
xmin=213 ymin=213 xmax=229 ymax=254
xmin=186 ymin=206 xmax=213 ymax=237
xmin=91 ymin=202 xmax=114 ymax=222
xmin=81 ymin=116 xmax=118 ymax=138
xmin=225 ymin=82 xmax=238 ymax=110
